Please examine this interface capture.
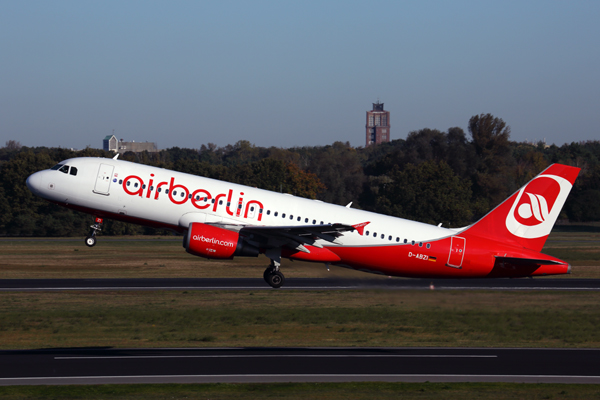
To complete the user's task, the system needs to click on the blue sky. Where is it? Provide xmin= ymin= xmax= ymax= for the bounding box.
xmin=1 ymin=0 xmax=599 ymax=150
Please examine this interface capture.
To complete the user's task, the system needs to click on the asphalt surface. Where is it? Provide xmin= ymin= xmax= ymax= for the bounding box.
xmin=1 ymin=277 xmax=600 ymax=291
xmin=1 ymin=347 xmax=600 ymax=385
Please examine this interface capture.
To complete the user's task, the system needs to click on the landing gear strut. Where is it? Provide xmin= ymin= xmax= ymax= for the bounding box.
xmin=85 ymin=217 xmax=103 ymax=247
xmin=263 ymin=258 xmax=285 ymax=288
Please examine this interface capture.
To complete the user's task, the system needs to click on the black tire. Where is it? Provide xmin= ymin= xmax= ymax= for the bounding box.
xmin=266 ymin=271 xmax=285 ymax=288
xmin=263 ymin=266 xmax=275 ymax=282
xmin=85 ymin=236 xmax=96 ymax=247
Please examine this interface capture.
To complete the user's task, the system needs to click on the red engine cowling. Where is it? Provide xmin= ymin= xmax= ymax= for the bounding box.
xmin=184 ymin=222 xmax=259 ymax=259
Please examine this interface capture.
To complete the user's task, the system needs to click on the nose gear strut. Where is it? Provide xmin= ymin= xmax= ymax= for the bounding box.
xmin=85 ymin=217 xmax=103 ymax=247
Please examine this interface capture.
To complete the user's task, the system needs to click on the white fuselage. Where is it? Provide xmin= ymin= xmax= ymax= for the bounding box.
xmin=27 ymin=157 xmax=454 ymax=247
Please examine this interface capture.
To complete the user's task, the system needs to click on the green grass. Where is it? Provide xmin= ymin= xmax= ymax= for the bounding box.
xmin=1 ymin=382 xmax=600 ymax=399
xmin=1 ymin=290 xmax=600 ymax=349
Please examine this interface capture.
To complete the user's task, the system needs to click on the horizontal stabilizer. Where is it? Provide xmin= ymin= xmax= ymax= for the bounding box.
xmin=487 ymin=255 xmax=569 ymax=278
xmin=494 ymin=256 xmax=564 ymax=266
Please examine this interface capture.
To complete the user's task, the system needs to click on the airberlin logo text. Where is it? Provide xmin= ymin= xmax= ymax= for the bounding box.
xmin=192 ymin=235 xmax=235 ymax=248
xmin=122 ymin=174 xmax=264 ymax=221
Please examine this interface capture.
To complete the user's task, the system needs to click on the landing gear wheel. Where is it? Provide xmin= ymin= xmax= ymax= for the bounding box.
xmin=265 ymin=270 xmax=285 ymax=289
xmin=263 ymin=267 xmax=275 ymax=282
xmin=85 ymin=236 xmax=96 ymax=247
xmin=85 ymin=217 xmax=103 ymax=248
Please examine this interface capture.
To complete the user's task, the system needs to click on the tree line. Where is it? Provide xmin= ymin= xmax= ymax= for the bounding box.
xmin=1 ymin=114 xmax=599 ymax=237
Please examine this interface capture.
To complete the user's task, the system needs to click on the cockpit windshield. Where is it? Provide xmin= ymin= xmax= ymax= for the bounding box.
xmin=50 ymin=164 xmax=78 ymax=176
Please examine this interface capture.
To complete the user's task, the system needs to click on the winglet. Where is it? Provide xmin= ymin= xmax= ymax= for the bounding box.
xmin=352 ymin=221 xmax=371 ymax=236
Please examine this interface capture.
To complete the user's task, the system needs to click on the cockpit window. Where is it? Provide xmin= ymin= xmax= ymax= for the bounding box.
xmin=51 ymin=164 xmax=64 ymax=170
xmin=58 ymin=165 xmax=69 ymax=174
xmin=69 ymin=167 xmax=78 ymax=176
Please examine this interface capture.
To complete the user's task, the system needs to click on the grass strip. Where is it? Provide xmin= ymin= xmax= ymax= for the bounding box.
xmin=1 ymin=290 xmax=600 ymax=349
xmin=1 ymin=382 xmax=600 ymax=399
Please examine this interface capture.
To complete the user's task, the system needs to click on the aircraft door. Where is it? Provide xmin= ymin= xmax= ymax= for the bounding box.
xmin=447 ymin=236 xmax=466 ymax=268
xmin=93 ymin=164 xmax=114 ymax=195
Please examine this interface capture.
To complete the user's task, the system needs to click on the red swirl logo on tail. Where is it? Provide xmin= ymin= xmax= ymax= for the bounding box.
xmin=512 ymin=177 xmax=561 ymax=227
xmin=506 ymin=175 xmax=570 ymax=239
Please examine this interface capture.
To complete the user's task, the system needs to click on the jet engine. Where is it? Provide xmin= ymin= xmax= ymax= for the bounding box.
xmin=183 ymin=222 xmax=259 ymax=259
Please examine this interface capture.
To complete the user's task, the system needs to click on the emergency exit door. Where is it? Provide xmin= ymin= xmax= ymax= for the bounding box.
xmin=447 ymin=236 xmax=466 ymax=268
xmin=93 ymin=164 xmax=114 ymax=195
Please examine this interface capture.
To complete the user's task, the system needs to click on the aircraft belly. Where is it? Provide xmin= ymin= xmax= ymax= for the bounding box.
xmin=329 ymin=238 xmax=490 ymax=279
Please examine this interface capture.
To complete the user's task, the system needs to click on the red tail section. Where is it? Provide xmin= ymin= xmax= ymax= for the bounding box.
xmin=464 ymin=164 xmax=580 ymax=252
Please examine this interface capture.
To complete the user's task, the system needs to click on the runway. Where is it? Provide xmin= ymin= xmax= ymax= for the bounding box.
xmin=1 ymin=347 xmax=600 ymax=385
xmin=1 ymin=277 xmax=600 ymax=291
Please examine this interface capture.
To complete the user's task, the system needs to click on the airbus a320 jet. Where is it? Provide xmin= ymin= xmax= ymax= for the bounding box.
xmin=26 ymin=156 xmax=579 ymax=288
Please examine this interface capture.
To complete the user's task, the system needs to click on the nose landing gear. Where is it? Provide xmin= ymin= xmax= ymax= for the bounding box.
xmin=85 ymin=217 xmax=103 ymax=247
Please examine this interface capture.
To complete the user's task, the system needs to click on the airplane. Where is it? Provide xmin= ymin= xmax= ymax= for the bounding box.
xmin=26 ymin=156 xmax=580 ymax=288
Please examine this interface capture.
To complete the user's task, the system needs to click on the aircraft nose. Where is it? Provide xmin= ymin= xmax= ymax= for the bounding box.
xmin=26 ymin=171 xmax=42 ymax=195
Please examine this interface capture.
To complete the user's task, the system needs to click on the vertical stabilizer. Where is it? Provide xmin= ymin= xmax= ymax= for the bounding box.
xmin=464 ymin=164 xmax=580 ymax=252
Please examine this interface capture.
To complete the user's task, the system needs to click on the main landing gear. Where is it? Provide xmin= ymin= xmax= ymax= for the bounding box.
xmin=264 ymin=259 xmax=285 ymax=289
xmin=85 ymin=217 xmax=103 ymax=247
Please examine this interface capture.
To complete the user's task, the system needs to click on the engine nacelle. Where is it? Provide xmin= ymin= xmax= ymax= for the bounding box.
xmin=184 ymin=222 xmax=259 ymax=259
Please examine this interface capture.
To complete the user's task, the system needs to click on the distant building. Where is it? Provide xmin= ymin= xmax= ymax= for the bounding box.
xmin=365 ymin=102 xmax=390 ymax=147
xmin=103 ymin=135 xmax=158 ymax=153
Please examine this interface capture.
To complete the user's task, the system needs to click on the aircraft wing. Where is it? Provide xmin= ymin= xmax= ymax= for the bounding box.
xmin=211 ymin=223 xmax=356 ymax=253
